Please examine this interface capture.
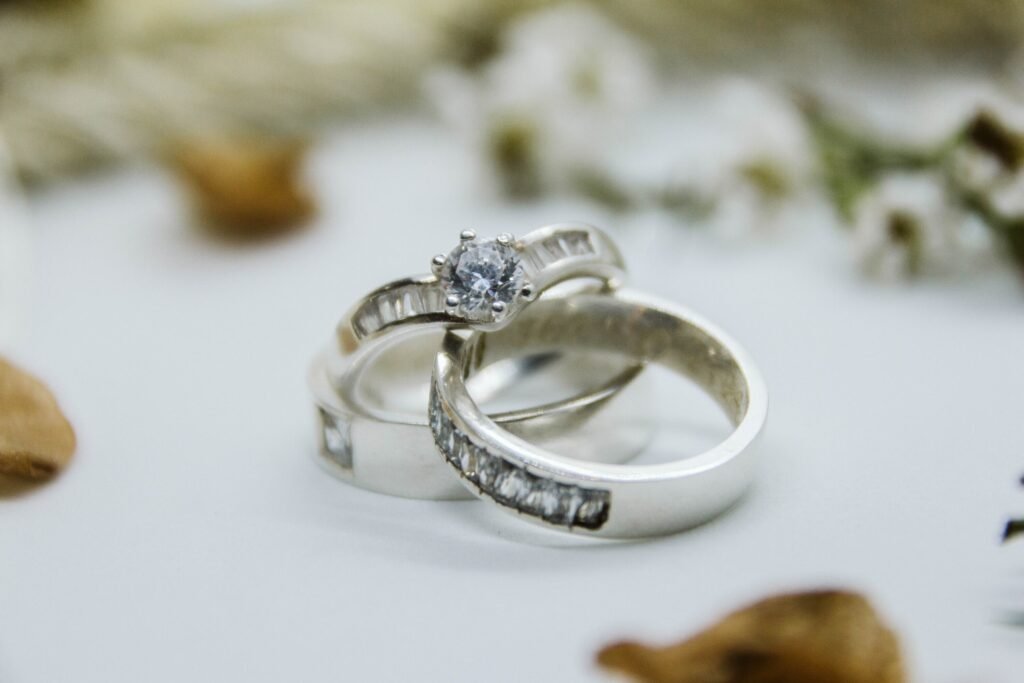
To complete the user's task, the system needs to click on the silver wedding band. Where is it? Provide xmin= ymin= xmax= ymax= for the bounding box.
xmin=310 ymin=223 xmax=647 ymax=499
xmin=310 ymin=342 xmax=654 ymax=499
xmin=308 ymin=223 xmax=768 ymax=537
xmin=429 ymin=291 xmax=768 ymax=538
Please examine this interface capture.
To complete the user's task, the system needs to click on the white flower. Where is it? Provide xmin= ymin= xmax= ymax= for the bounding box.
xmin=424 ymin=3 xmax=656 ymax=195
xmin=950 ymin=96 xmax=1024 ymax=219
xmin=709 ymin=79 xmax=814 ymax=189
xmin=950 ymin=144 xmax=1006 ymax=193
xmin=989 ymin=171 xmax=1024 ymax=216
xmin=955 ymin=145 xmax=1024 ymax=218
xmin=852 ymin=173 xmax=966 ymax=279
xmin=658 ymin=80 xmax=812 ymax=237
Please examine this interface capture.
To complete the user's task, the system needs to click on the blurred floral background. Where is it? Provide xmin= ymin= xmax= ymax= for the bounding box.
xmin=2 ymin=0 xmax=1023 ymax=279
xmin=2 ymin=2 xmax=1024 ymax=681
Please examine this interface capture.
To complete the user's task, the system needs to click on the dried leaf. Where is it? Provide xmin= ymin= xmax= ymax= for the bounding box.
xmin=1004 ymin=474 xmax=1024 ymax=543
xmin=597 ymin=590 xmax=905 ymax=683
xmin=172 ymin=137 xmax=316 ymax=239
xmin=0 ymin=356 xmax=76 ymax=480
xmin=1003 ymin=518 xmax=1024 ymax=543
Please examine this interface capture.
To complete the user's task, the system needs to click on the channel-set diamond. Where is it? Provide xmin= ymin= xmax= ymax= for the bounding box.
xmin=429 ymin=388 xmax=611 ymax=530
xmin=318 ymin=408 xmax=352 ymax=469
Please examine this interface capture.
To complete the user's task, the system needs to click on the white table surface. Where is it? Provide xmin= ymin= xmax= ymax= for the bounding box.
xmin=2 ymin=114 xmax=1023 ymax=683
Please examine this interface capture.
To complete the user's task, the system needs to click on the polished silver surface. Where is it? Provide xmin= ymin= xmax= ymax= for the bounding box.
xmin=310 ymin=337 xmax=654 ymax=500
xmin=314 ymin=222 xmax=638 ymax=500
xmin=430 ymin=292 xmax=769 ymax=538
xmin=328 ymin=223 xmax=625 ymax=415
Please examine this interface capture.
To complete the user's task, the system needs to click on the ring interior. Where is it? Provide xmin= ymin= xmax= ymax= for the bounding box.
xmin=346 ymin=328 xmax=644 ymax=422
xmin=466 ymin=296 xmax=750 ymax=427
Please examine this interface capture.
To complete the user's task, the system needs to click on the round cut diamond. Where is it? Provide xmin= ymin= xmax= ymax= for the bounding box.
xmin=440 ymin=238 xmax=525 ymax=322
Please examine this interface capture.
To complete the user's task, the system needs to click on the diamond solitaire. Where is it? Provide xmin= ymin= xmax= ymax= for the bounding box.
xmin=433 ymin=230 xmax=532 ymax=323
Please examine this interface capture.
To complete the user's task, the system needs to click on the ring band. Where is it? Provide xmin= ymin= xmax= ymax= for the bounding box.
xmin=311 ymin=224 xmax=640 ymax=500
xmin=328 ymin=223 xmax=626 ymax=414
xmin=429 ymin=292 xmax=768 ymax=538
xmin=310 ymin=342 xmax=654 ymax=499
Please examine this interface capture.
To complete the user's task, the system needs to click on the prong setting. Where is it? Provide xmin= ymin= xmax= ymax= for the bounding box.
xmin=437 ymin=231 xmax=526 ymax=323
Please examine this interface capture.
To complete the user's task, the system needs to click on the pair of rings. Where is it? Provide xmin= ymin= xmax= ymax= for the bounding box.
xmin=308 ymin=223 xmax=767 ymax=538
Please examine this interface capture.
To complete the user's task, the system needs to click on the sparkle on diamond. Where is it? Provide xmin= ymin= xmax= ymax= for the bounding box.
xmin=440 ymin=239 xmax=525 ymax=321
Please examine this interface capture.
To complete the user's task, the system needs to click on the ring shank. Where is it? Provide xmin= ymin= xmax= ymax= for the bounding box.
xmin=473 ymin=296 xmax=749 ymax=424
xmin=314 ymin=223 xmax=647 ymax=501
xmin=311 ymin=342 xmax=655 ymax=499
xmin=329 ymin=223 xmax=628 ymax=424
xmin=431 ymin=292 xmax=768 ymax=537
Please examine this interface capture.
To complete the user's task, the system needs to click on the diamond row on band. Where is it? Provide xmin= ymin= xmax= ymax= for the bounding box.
xmin=519 ymin=229 xmax=595 ymax=273
xmin=351 ymin=282 xmax=446 ymax=339
xmin=428 ymin=389 xmax=611 ymax=530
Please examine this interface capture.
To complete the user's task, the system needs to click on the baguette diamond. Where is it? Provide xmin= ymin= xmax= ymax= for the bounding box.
xmin=429 ymin=388 xmax=611 ymax=530
xmin=318 ymin=408 xmax=352 ymax=469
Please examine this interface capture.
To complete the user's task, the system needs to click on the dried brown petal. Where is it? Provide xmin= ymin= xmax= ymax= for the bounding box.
xmin=172 ymin=137 xmax=316 ymax=239
xmin=0 ymin=356 xmax=76 ymax=481
xmin=597 ymin=590 xmax=905 ymax=683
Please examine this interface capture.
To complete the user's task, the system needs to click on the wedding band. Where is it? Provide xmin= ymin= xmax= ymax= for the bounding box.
xmin=328 ymin=223 xmax=625 ymax=413
xmin=310 ymin=339 xmax=654 ymax=499
xmin=311 ymin=223 xmax=642 ymax=500
xmin=429 ymin=292 xmax=769 ymax=538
